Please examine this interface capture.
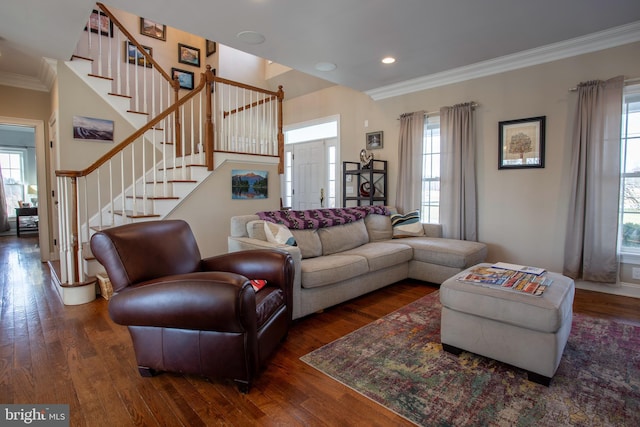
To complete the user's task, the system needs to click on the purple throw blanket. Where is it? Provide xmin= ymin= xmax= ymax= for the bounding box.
xmin=256 ymin=206 xmax=389 ymax=229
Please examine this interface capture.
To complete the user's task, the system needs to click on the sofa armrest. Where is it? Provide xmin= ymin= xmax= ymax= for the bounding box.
xmin=422 ymin=223 xmax=443 ymax=238
xmin=108 ymin=271 xmax=256 ymax=332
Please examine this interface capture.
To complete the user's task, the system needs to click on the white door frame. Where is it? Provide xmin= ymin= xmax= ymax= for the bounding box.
xmin=0 ymin=116 xmax=50 ymax=261
xmin=283 ymin=115 xmax=341 ymax=209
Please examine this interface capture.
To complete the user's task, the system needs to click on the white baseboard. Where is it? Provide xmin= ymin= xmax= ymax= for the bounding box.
xmin=575 ymin=280 xmax=640 ymax=299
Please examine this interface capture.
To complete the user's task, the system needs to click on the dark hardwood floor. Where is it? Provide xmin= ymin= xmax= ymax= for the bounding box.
xmin=1 ymin=235 xmax=639 ymax=426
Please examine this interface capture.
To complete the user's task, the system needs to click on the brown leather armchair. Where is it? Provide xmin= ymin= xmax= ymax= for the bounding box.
xmin=89 ymin=219 xmax=294 ymax=393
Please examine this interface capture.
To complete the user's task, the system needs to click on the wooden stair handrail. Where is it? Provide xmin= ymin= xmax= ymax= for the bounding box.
xmin=56 ymin=72 xmax=207 ymax=179
xmin=96 ymin=2 xmax=174 ymax=85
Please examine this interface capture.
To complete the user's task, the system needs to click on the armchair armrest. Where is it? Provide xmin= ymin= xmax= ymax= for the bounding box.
xmin=108 ymin=271 xmax=256 ymax=332
xmin=201 ymin=249 xmax=294 ymax=291
xmin=201 ymin=249 xmax=294 ymax=322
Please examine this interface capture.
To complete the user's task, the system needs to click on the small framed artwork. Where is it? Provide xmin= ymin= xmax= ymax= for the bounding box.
xmin=125 ymin=41 xmax=152 ymax=68
xmin=73 ymin=116 xmax=114 ymax=142
xmin=139 ymin=17 xmax=166 ymax=41
xmin=178 ymin=43 xmax=201 ymax=67
xmin=206 ymin=40 xmax=216 ymax=57
xmin=85 ymin=10 xmax=113 ymax=37
xmin=366 ymin=131 xmax=383 ymax=150
xmin=171 ymin=67 xmax=194 ymax=90
xmin=231 ymin=170 xmax=268 ymax=199
xmin=498 ymin=116 xmax=546 ymax=169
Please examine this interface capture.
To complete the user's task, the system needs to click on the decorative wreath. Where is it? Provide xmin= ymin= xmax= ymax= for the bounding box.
xmin=359 ymin=182 xmax=374 ymax=197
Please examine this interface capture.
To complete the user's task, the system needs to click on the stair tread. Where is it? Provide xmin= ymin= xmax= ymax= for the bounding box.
xmin=145 ymin=180 xmax=197 ymax=183
xmin=125 ymin=196 xmax=180 ymax=200
xmin=71 ymin=54 xmax=92 ymax=62
xmin=112 ymin=210 xmax=161 ymax=218
xmin=88 ymin=73 xmax=113 ymax=81
xmin=127 ymin=110 xmax=149 ymax=116
xmin=108 ymin=92 xmax=132 ymax=99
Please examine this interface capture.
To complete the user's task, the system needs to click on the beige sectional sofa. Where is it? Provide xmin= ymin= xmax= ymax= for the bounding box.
xmin=229 ymin=209 xmax=487 ymax=320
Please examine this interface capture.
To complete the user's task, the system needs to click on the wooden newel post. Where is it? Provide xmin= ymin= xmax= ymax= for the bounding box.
xmin=173 ymin=77 xmax=182 ymax=157
xmin=277 ymin=85 xmax=285 ymax=174
xmin=70 ymin=177 xmax=80 ymax=283
xmin=205 ymin=66 xmax=215 ymax=171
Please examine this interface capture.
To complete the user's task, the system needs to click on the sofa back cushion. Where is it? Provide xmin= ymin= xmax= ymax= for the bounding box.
xmin=365 ymin=214 xmax=393 ymax=241
xmin=290 ymin=229 xmax=323 ymax=258
xmin=318 ymin=219 xmax=369 ymax=255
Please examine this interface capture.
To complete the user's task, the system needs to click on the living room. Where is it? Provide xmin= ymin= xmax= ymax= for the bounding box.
xmin=1 ymin=1 xmax=640 ymax=425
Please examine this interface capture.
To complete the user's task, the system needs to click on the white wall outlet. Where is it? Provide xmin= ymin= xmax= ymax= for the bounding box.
xmin=632 ymin=267 xmax=640 ymax=280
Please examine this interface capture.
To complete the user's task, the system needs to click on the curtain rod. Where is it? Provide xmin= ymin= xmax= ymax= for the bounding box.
xmin=568 ymin=77 xmax=640 ymax=92
xmin=398 ymin=102 xmax=478 ymax=120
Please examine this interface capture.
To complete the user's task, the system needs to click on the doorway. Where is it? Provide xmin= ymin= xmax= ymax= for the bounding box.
xmin=283 ymin=116 xmax=339 ymax=210
xmin=0 ymin=117 xmax=49 ymax=261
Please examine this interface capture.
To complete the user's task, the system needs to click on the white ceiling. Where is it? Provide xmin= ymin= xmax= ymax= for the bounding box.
xmin=1 ymin=0 xmax=640 ymax=98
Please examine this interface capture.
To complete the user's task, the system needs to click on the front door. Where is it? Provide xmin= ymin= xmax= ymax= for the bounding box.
xmin=292 ymin=139 xmax=326 ymax=210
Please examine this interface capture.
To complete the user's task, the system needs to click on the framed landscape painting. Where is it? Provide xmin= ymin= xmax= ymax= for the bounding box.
xmin=140 ymin=17 xmax=166 ymax=41
xmin=178 ymin=43 xmax=201 ymax=67
xmin=171 ymin=67 xmax=194 ymax=90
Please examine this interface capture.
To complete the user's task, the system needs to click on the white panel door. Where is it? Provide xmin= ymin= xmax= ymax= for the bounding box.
xmin=292 ymin=140 xmax=325 ymax=210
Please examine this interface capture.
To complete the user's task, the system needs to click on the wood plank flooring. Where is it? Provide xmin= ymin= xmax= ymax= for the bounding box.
xmin=1 ymin=235 xmax=639 ymax=426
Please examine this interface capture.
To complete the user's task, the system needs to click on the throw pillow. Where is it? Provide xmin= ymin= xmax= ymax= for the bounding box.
xmin=263 ymin=222 xmax=297 ymax=246
xmin=390 ymin=210 xmax=425 ymax=238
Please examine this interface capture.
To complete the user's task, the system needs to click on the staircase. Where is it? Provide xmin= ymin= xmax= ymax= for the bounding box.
xmin=53 ymin=2 xmax=284 ymax=304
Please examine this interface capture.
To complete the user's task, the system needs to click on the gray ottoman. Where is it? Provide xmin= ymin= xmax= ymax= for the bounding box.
xmin=440 ymin=263 xmax=575 ymax=386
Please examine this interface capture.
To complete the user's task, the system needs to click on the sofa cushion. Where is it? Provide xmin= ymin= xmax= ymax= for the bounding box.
xmin=264 ymin=222 xmax=297 ymax=246
xmin=396 ymin=237 xmax=488 ymax=269
xmin=300 ymin=255 xmax=369 ymax=289
xmin=318 ymin=220 xmax=369 ymax=255
xmin=290 ymin=229 xmax=322 ymax=259
xmin=390 ymin=210 xmax=425 ymax=238
xmin=247 ymin=220 xmax=268 ymax=240
xmin=342 ymin=242 xmax=413 ymax=272
xmin=365 ymin=214 xmax=393 ymax=241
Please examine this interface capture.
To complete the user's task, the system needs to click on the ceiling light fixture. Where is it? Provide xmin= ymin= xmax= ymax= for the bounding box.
xmin=381 ymin=57 xmax=396 ymax=64
xmin=315 ymin=62 xmax=337 ymax=72
xmin=236 ymin=31 xmax=265 ymax=45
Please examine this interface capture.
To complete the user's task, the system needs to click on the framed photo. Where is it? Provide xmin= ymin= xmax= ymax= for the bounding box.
xmin=85 ymin=10 xmax=113 ymax=37
xmin=139 ymin=18 xmax=166 ymax=41
xmin=171 ymin=67 xmax=194 ymax=90
xmin=206 ymin=40 xmax=217 ymax=57
xmin=498 ymin=116 xmax=545 ymax=169
xmin=125 ymin=41 xmax=152 ymax=68
xmin=178 ymin=43 xmax=201 ymax=67
xmin=366 ymin=131 xmax=383 ymax=150
xmin=73 ymin=116 xmax=114 ymax=142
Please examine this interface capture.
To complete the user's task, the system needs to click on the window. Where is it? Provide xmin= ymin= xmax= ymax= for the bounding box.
xmin=0 ymin=149 xmax=26 ymax=217
xmin=619 ymin=85 xmax=640 ymax=253
xmin=421 ymin=115 xmax=440 ymax=223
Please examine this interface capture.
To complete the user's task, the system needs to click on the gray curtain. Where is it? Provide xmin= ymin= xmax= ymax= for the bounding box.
xmin=440 ymin=102 xmax=477 ymax=241
xmin=563 ymin=76 xmax=624 ymax=283
xmin=396 ymin=111 xmax=425 ymax=214
xmin=0 ymin=165 xmax=9 ymax=232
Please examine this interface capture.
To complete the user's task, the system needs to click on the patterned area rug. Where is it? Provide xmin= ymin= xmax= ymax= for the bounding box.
xmin=301 ymin=292 xmax=640 ymax=427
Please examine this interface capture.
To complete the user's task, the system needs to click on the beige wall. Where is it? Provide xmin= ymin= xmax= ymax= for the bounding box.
xmin=283 ymin=42 xmax=640 ymax=284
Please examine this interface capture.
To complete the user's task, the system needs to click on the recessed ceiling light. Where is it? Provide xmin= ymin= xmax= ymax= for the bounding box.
xmin=315 ymin=62 xmax=337 ymax=72
xmin=382 ymin=57 xmax=396 ymax=64
xmin=236 ymin=31 xmax=265 ymax=45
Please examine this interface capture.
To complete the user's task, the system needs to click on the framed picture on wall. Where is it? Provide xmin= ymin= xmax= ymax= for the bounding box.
xmin=139 ymin=17 xmax=166 ymax=41
xmin=206 ymin=40 xmax=216 ymax=56
xmin=498 ymin=116 xmax=546 ymax=169
xmin=366 ymin=131 xmax=383 ymax=150
xmin=178 ymin=43 xmax=201 ymax=67
xmin=171 ymin=67 xmax=194 ymax=90
xmin=85 ymin=10 xmax=113 ymax=37
xmin=125 ymin=41 xmax=153 ymax=68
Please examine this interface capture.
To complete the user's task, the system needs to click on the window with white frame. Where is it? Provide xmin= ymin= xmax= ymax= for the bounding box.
xmin=420 ymin=115 xmax=440 ymax=223
xmin=619 ymin=85 xmax=640 ymax=253
xmin=0 ymin=149 xmax=26 ymax=217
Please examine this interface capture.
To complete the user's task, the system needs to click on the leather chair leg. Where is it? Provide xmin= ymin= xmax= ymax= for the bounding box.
xmin=138 ymin=366 xmax=158 ymax=377
xmin=234 ymin=379 xmax=250 ymax=394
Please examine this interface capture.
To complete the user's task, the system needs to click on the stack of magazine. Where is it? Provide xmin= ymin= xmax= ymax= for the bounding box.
xmin=458 ymin=262 xmax=552 ymax=296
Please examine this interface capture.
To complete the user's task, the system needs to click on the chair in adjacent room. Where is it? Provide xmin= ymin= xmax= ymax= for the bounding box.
xmin=90 ymin=219 xmax=294 ymax=393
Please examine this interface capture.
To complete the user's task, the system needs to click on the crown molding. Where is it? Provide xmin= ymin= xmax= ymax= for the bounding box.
xmin=366 ymin=21 xmax=640 ymax=101
xmin=0 ymin=57 xmax=56 ymax=92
